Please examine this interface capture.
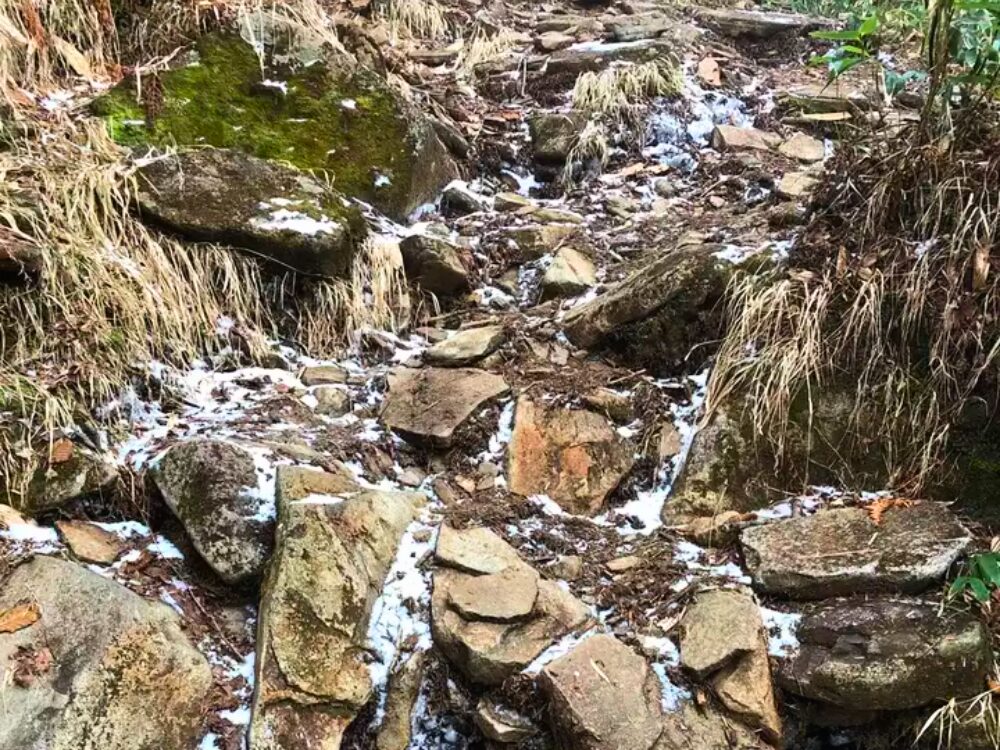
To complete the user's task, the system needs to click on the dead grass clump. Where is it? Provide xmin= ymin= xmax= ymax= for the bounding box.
xmin=571 ymin=61 xmax=682 ymax=128
xmin=380 ymin=0 xmax=449 ymax=42
xmin=711 ymin=122 xmax=1000 ymax=491
xmin=457 ymin=27 xmax=524 ymax=73
xmin=0 ymin=118 xmax=273 ymax=501
xmin=562 ymin=119 xmax=610 ymax=186
xmin=0 ymin=0 xmax=118 ymax=96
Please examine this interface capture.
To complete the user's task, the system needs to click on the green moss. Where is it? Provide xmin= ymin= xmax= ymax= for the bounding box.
xmin=93 ymin=34 xmax=419 ymax=218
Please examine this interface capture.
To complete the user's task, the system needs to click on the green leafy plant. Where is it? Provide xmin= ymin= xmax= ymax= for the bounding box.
xmin=810 ymin=14 xmax=881 ymax=78
xmin=950 ymin=552 xmax=1000 ymax=602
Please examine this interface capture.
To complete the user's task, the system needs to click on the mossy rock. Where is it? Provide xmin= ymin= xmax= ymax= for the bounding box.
xmin=666 ymin=387 xmax=890 ymax=519
xmin=92 ymin=33 xmax=457 ymax=221
xmin=135 ymin=147 xmax=365 ymax=276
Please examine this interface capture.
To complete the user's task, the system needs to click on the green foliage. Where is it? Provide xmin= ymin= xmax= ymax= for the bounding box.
xmin=810 ymin=14 xmax=881 ymax=79
xmin=950 ymin=552 xmax=1000 ymax=602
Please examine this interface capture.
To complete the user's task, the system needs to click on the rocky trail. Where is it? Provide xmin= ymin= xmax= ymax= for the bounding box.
xmin=0 ymin=1 xmax=993 ymax=749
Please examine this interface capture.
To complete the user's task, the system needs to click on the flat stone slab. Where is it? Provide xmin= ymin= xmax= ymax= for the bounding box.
xmin=447 ymin=566 xmax=540 ymax=622
xmin=425 ymin=325 xmax=506 ymax=367
xmin=740 ymin=503 xmax=971 ymax=599
xmin=435 ymin=525 xmax=525 ymax=574
xmin=777 ymin=597 xmax=991 ymax=711
xmin=695 ymin=7 xmax=831 ymax=38
xmin=381 ymin=368 xmax=509 ymax=447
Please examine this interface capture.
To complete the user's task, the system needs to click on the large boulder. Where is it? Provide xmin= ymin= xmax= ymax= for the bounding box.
xmin=431 ymin=526 xmax=590 ymax=685
xmin=93 ymin=33 xmax=457 ymax=221
xmin=539 ymin=634 xmax=663 ymax=750
xmin=529 ymin=113 xmax=584 ymax=165
xmin=777 ymin=597 xmax=991 ymax=711
xmin=0 ymin=556 xmax=212 ymax=750
xmin=561 ymin=245 xmax=731 ymax=376
xmin=249 ymin=483 xmax=423 ymax=749
xmin=136 ymin=149 xmax=365 ymax=277
xmin=380 ymin=367 xmax=509 ymax=447
xmin=741 ymin=504 xmax=971 ymax=599
xmin=507 ymin=396 xmax=635 ymax=515
xmin=152 ymin=439 xmax=274 ymax=584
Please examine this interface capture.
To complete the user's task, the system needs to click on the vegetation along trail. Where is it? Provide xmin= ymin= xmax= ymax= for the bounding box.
xmin=2 ymin=0 xmax=1000 ymax=748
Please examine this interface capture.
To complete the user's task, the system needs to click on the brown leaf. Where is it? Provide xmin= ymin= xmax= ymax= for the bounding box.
xmin=865 ymin=497 xmax=915 ymax=526
xmin=836 ymin=246 xmax=848 ymax=278
xmin=0 ymin=601 xmax=40 ymax=633
xmin=13 ymin=646 xmax=53 ymax=687
xmin=49 ymin=438 xmax=73 ymax=464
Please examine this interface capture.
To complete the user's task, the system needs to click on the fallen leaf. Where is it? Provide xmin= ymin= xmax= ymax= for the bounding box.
xmin=49 ymin=438 xmax=74 ymax=464
xmin=0 ymin=601 xmax=40 ymax=633
xmin=866 ymin=497 xmax=915 ymax=526
xmin=52 ymin=35 xmax=92 ymax=78
xmin=697 ymin=57 xmax=722 ymax=87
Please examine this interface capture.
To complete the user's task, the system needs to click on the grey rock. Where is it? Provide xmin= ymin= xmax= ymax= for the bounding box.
xmin=137 ymin=149 xmax=365 ymax=277
xmin=741 ymin=504 xmax=971 ymax=599
xmin=399 ymin=233 xmax=470 ymax=296
xmin=0 ymin=556 xmax=211 ymax=750
xmin=153 ymin=439 xmax=273 ymax=584
xmin=777 ymin=597 xmax=991 ymax=711
xmin=680 ymin=589 xmax=761 ymax=678
xmin=424 ymin=325 xmax=506 ymax=367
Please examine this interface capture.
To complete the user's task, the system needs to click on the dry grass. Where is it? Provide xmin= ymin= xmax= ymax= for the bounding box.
xmin=457 ymin=27 xmax=524 ymax=72
xmin=562 ymin=119 xmax=610 ymax=186
xmin=710 ymin=124 xmax=1000 ymax=491
xmin=918 ymin=690 xmax=1000 ymax=749
xmin=380 ymin=0 xmax=449 ymax=42
xmin=571 ymin=61 xmax=682 ymax=128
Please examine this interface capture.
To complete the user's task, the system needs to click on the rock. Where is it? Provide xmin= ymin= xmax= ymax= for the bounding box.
xmin=152 ymin=439 xmax=273 ymax=585
xmin=658 ymin=422 xmax=682 ymax=460
xmin=539 ymin=634 xmax=663 ymax=750
xmin=275 ymin=463 xmax=359 ymax=502
xmin=424 ymin=325 xmax=506 ymax=366
xmin=695 ymin=8 xmax=830 ymax=38
xmin=505 ymin=224 xmax=581 ymax=261
xmin=448 ymin=566 xmax=540 ymax=623
xmin=711 ymin=124 xmax=782 ymax=152
xmin=713 ymin=638 xmax=782 ymax=741
xmin=442 ymin=181 xmax=488 ymax=215
xmin=55 ymin=520 xmax=124 ymax=564
xmin=301 ymin=364 xmax=348 ymax=385
xmin=495 ymin=192 xmax=535 ymax=212
xmin=777 ymin=597 xmax=991 ymax=711
xmin=435 ymin=525 xmax=524 ymax=575
xmin=375 ymin=653 xmax=425 ymax=750
xmin=777 ymin=170 xmax=819 ymax=199
xmin=780 ymin=81 xmax=875 ymax=113
xmin=399 ymin=233 xmax=471 ymax=296
xmin=741 ymin=503 xmax=971 ymax=599
xmin=680 ymin=589 xmax=761 ymax=679
xmin=581 ymin=387 xmax=634 ymax=423
xmin=94 ymin=33 xmax=457 ymax=221
xmin=659 ymin=701 xmax=763 ymax=749
xmin=530 ymin=113 xmax=584 ymax=164
xmin=544 ymin=37 xmax=690 ymax=77
xmin=397 ymin=466 xmax=426 ymax=487
xmin=696 ymin=56 xmax=722 ymax=87
xmin=313 ymin=385 xmax=351 ymax=416
xmin=250 ymin=486 xmax=423 ymax=748
xmin=778 ymin=132 xmax=826 ymax=162
xmin=606 ymin=15 xmax=673 ymax=42
xmin=0 ymin=556 xmax=211 ymax=750
xmin=561 ymin=245 xmax=730 ymax=376
xmin=541 ymin=247 xmax=596 ymax=300
xmin=606 ymin=555 xmax=641 ymax=572
xmin=475 ymin=701 xmax=538 ymax=743
xmin=18 ymin=442 xmax=117 ymax=516
xmin=535 ymin=31 xmax=576 ymax=52
xmin=432 ymin=568 xmax=589 ymax=685
xmin=136 ymin=149 xmax=365 ymax=277
xmin=524 ymin=206 xmax=586 ymax=224
xmin=507 ymin=396 xmax=635 ymax=515
xmin=675 ymin=510 xmax=744 ymax=546
xmin=549 ymin=554 xmax=584 ymax=581
xmin=381 ymin=367 xmax=509 ymax=447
